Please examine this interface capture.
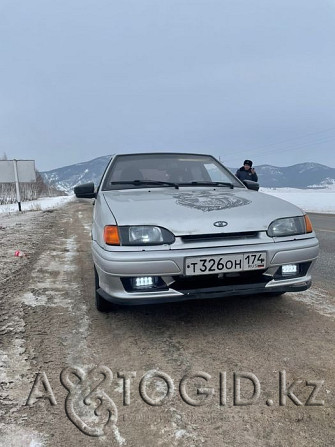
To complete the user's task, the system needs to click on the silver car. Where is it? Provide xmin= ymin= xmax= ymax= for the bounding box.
xmin=74 ymin=152 xmax=319 ymax=312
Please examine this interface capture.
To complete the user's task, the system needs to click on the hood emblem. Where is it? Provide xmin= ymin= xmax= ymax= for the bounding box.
xmin=213 ymin=221 xmax=228 ymax=228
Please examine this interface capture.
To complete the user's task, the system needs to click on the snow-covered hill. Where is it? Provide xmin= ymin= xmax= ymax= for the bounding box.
xmin=42 ymin=155 xmax=112 ymax=193
xmin=41 ymin=156 xmax=335 ymax=193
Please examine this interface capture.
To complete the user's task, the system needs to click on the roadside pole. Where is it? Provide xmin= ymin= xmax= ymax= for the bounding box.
xmin=13 ymin=159 xmax=22 ymax=211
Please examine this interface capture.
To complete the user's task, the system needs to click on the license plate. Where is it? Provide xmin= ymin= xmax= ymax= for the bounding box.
xmin=185 ymin=252 xmax=266 ymax=276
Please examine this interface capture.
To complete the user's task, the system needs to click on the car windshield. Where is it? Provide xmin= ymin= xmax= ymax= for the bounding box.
xmin=102 ymin=153 xmax=243 ymax=190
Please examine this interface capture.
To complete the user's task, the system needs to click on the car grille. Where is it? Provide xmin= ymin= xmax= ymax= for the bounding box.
xmin=180 ymin=231 xmax=259 ymax=243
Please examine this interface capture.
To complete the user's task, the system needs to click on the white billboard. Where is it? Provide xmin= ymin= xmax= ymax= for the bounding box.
xmin=0 ymin=160 xmax=36 ymax=183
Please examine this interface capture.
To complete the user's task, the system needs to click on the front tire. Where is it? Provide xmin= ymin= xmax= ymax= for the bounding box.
xmin=94 ymin=266 xmax=111 ymax=312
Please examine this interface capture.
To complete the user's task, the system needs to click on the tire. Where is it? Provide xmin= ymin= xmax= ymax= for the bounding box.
xmin=94 ymin=266 xmax=111 ymax=312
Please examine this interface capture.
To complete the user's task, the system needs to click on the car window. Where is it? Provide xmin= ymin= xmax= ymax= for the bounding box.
xmin=102 ymin=154 xmax=243 ymax=190
xmin=204 ymin=163 xmax=234 ymax=182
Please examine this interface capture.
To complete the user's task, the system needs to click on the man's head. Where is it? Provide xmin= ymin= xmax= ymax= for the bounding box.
xmin=243 ymin=160 xmax=253 ymax=170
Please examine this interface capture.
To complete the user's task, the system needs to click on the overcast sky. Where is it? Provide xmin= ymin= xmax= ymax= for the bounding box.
xmin=1 ymin=0 xmax=335 ymax=171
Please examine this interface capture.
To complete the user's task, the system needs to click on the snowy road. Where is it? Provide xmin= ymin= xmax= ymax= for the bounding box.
xmin=0 ymin=202 xmax=334 ymax=446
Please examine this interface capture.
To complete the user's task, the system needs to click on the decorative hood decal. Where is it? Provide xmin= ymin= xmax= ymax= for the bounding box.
xmin=173 ymin=190 xmax=251 ymax=212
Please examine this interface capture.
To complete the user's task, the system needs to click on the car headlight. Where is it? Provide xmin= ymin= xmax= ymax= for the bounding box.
xmin=119 ymin=226 xmax=175 ymax=245
xmin=267 ymin=215 xmax=313 ymax=237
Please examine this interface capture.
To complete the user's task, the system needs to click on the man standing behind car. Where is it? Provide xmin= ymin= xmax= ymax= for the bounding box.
xmin=235 ymin=160 xmax=258 ymax=182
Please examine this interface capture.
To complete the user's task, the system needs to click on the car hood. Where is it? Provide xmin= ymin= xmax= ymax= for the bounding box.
xmin=102 ymin=188 xmax=303 ymax=235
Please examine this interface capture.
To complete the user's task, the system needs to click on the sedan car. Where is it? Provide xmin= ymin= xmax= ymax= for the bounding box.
xmin=74 ymin=152 xmax=319 ymax=312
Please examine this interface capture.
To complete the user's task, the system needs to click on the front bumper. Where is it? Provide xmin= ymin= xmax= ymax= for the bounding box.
xmin=92 ymin=237 xmax=319 ymax=305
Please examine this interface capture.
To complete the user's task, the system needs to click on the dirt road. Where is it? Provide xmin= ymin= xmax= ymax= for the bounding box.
xmin=1 ymin=202 xmax=334 ymax=446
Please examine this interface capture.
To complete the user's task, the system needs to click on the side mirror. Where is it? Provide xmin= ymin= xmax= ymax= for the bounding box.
xmin=243 ymin=180 xmax=259 ymax=191
xmin=74 ymin=182 xmax=96 ymax=198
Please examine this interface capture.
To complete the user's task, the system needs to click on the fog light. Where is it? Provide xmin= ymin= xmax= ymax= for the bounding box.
xmin=134 ymin=277 xmax=155 ymax=289
xmin=123 ymin=276 xmax=168 ymax=292
xmin=281 ymin=264 xmax=298 ymax=276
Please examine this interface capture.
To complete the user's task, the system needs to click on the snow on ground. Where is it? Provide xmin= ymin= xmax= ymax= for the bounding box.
xmin=260 ymin=185 xmax=335 ymax=214
xmin=0 ymin=186 xmax=334 ymax=215
xmin=0 ymin=195 xmax=74 ymax=214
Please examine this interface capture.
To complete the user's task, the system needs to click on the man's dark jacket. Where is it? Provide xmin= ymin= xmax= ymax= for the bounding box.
xmin=235 ymin=167 xmax=258 ymax=182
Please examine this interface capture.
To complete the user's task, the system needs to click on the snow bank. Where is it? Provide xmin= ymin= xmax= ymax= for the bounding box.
xmin=1 ymin=188 xmax=334 ymax=215
xmin=0 ymin=195 xmax=74 ymax=214
xmin=261 ymin=185 xmax=335 ymax=214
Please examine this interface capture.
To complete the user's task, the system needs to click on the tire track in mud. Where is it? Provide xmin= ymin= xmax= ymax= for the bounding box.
xmin=0 ymin=203 xmax=96 ymax=446
xmin=1 ymin=210 xmax=62 ymax=417
xmin=291 ymin=285 xmax=335 ymax=319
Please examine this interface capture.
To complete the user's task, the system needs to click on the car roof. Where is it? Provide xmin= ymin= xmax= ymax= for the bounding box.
xmin=112 ymin=152 xmax=217 ymax=158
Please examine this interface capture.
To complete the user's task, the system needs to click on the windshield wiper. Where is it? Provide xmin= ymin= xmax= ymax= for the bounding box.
xmin=110 ymin=180 xmax=179 ymax=189
xmin=178 ymin=181 xmax=235 ymax=189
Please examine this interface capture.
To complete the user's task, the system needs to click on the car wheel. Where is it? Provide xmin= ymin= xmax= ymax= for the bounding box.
xmin=94 ymin=266 xmax=111 ymax=312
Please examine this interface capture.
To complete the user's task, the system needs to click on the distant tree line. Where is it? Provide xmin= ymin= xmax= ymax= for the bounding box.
xmin=0 ymin=153 xmax=66 ymax=205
